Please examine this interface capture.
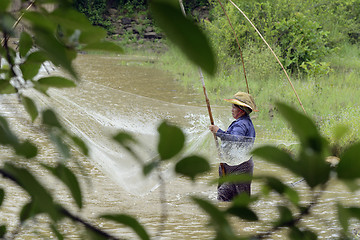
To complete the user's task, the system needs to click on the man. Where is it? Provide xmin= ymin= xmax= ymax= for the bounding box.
xmin=209 ymin=91 xmax=257 ymax=201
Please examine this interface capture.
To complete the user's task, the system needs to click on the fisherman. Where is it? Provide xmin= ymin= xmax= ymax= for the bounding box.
xmin=209 ymin=91 xmax=257 ymax=201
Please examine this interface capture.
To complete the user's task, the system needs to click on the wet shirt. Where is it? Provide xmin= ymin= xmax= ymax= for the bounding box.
xmin=216 ymin=115 xmax=255 ymax=140
xmin=215 ymin=115 xmax=255 ymax=166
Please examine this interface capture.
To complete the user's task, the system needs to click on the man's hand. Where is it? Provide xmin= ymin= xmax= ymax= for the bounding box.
xmin=209 ymin=125 xmax=219 ymax=133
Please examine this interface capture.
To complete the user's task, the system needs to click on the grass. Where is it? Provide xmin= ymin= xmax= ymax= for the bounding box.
xmin=150 ymin=42 xmax=360 ymax=145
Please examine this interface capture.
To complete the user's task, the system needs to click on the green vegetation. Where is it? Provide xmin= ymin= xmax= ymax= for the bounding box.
xmin=1 ymin=0 xmax=360 ymax=239
xmin=149 ymin=0 xmax=360 ymax=145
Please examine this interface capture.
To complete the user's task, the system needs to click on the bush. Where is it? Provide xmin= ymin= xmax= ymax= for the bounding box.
xmin=73 ymin=0 xmax=113 ymax=31
xmin=206 ymin=0 xmax=360 ymax=74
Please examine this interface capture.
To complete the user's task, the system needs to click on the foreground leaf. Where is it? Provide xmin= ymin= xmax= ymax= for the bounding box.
xmin=37 ymin=76 xmax=76 ymax=89
xmin=14 ymin=140 xmax=38 ymax=159
xmin=0 ymin=188 xmax=4 ymax=206
xmin=157 ymin=121 xmax=185 ymax=160
xmin=175 ymin=155 xmax=210 ymax=181
xmin=82 ymin=41 xmax=124 ymax=54
xmin=0 ymin=0 xmax=10 ymax=11
xmin=227 ymin=205 xmax=258 ymax=221
xmin=21 ymin=96 xmax=38 ymax=122
xmin=150 ymin=0 xmax=216 ymax=76
xmin=50 ymin=224 xmax=64 ymax=240
xmin=42 ymin=109 xmax=62 ymax=128
xmin=0 ymin=225 xmax=6 ymax=238
xmin=3 ymin=163 xmax=62 ymax=221
xmin=276 ymin=102 xmax=322 ymax=150
xmin=337 ymin=142 xmax=360 ymax=180
xmin=0 ymin=80 xmax=16 ymax=94
xmin=71 ymin=136 xmax=89 ymax=156
xmin=192 ymin=197 xmax=229 ymax=229
xmin=19 ymin=31 xmax=33 ymax=57
xmin=43 ymin=163 xmax=82 ymax=209
xmin=252 ymin=146 xmax=299 ymax=175
xmin=101 ymin=214 xmax=150 ymax=240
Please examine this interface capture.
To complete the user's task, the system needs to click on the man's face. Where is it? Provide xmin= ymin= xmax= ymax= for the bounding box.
xmin=232 ymin=104 xmax=244 ymax=119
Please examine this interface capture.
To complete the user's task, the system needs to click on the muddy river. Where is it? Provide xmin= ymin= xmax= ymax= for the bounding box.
xmin=0 ymin=54 xmax=359 ymax=239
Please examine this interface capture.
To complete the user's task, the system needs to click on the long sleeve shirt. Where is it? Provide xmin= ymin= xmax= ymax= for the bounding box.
xmin=216 ymin=115 xmax=256 ymax=141
xmin=215 ymin=115 xmax=255 ymax=165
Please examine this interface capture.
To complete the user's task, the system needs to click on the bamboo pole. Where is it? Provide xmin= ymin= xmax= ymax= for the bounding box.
xmin=1 ymin=0 xmax=36 ymax=46
xmin=227 ymin=0 xmax=307 ymax=115
xmin=217 ymin=0 xmax=249 ymax=94
xmin=178 ymin=0 xmax=225 ymax=175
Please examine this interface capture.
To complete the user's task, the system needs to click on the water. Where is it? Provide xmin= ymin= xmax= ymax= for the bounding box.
xmin=0 ymin=54 xmax=359 ymax=239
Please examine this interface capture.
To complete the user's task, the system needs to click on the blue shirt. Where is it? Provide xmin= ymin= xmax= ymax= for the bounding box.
xmin=216 ymin=115 xmax=255 ymax=141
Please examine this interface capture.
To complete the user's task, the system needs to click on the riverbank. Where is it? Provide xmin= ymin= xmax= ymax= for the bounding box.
xmin=119 ymin=41 xmax=360 ymax=147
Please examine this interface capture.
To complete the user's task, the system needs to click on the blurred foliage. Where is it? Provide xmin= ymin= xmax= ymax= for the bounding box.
xmin=1 ymin=0 xmax=360 ymax=239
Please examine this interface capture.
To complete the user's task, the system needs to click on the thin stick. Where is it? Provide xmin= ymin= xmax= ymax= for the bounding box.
xmin=179 ymin=0 xmax=225 ymax=174
xmin=217 ymin=0 xmax=249 ymax=94
xmin=228 ymin=0 xmax=307 ymax=114
xmin=198 ymin=61 xmax=225 ymax=175
xmin=1 ymin=0 xmax=36 ymax=46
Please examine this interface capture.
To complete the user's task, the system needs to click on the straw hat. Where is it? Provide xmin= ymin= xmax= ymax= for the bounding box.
xmin=224 ymin=91 xmax=258 ymax=113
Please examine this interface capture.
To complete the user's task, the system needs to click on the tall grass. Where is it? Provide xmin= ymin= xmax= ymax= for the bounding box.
xmin=155 ymin=42 xmax=360 ymax=144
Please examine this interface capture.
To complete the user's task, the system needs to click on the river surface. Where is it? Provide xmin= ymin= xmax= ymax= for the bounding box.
xmin=0 ymin=54 xmax=359 ymax=239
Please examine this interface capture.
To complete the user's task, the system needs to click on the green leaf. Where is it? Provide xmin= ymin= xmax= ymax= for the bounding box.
xmin=227 ymin=205 xmax=258 ymax=221
xmin=19 ymin=32 xmax=33 ymax=57
xmin=297 ymin=150 xmax=331 ymax=188
xmin=0 ymin=116 xmax=19 ymax=145
xmin=150 ymin=1 xmax=216 ymax=76
xmin=101 ymin=214 xmax=150 ymax=240
xmin=21 ymin=96 xmax=38 ymax=122
xmin=0 ymin=80 xmax=16 ymax=94
xmin=33 ymin=28 xmax=77 ymax=78
xmin=289 ymin=227 xmax=317 ymax=240
xmin=49 ymin=8 xmax=95 ymax=32
xmin=216 ymin=173 xmax=253 ymax=186
xmin=37 ymin=76 xmax=76 ymax=89
xmin=262 ymin=176 xmax=300 ymax=205
xmin=191 ymin=197 xmax=228 ymax=228
xmin=71 ymin=136 xmax=88 ymax=156
xmin=43 ymin=163 xmax=82 ymax=209
xmin=276 ymin=102 xmax=323 ymax=150
xmin=20 ymin=201 xmax=40 ymax=222
xmin=252 ymin=146 xmax=299 ymax=175
xmin=24 ymin=11 xmax=56 ymax=33
xmin=20 ymin=61 xmax=42 ymax=80
xmin=27 ymin=51 xmax=48 ymax=63
xmin=337 ymin=142 xmax=360 ymax=180
xmin=42 ymin=109 xmax=62 ymax=128
xmin=337 ymin=203 xmax=350 ymax=232
xmin=82 ymin=41 xmax=124 ymax=54
xmin=15 ymin=140 xmax=38 ymax=159
xmin=0 ymin=0 xmax=10 ymax=11
xmin=0 ymin=188 xmax=4 ymax=206
xmin=275 ymin=206 xmax=293 ymax=226
xmin=232 ymin=192 xmax=258 ymax=207
xmin=157 ymin=121 xmax=185 ymax=160
xmin=3 ymin=163 xmax=62 ymax=222
xmin=143 ymin=161 xmax=159 ymax=176
xmin=113 ymin=132 xmax=140 ymax=162
xmin=285 ymin=187 xmax=300 ymax=206
xmin=0 ymin=13 xmax=15 ymax=34
xmin=79 ymin=27 xmax=107 ymax=45
xmin=50 ymin=132 xmax=71 ymax=159
xmin=50 ymin=224 xmax=64 ymax=240
xmin=333 ymin=124 xmax=349 ymax=142
xmin=0 ymin=225 xmax=6 ymax=238
xmin=85 ymin=228 xmax=108 ymax=240
xmin=175 ymin=155 xmax=210 ymax=181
